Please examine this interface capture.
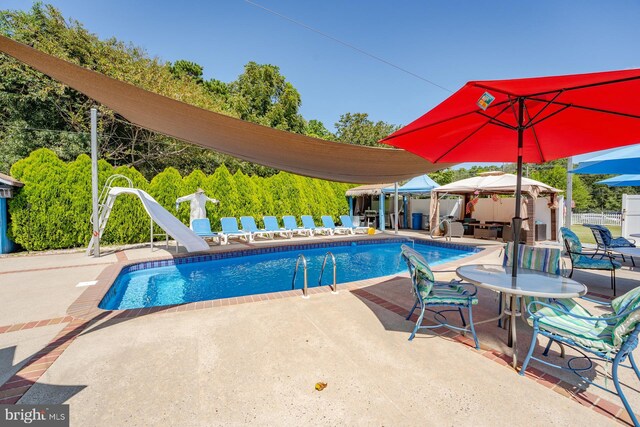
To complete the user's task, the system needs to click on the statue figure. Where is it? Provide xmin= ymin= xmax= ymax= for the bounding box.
xmin=175 ymin=188 xmax=219 ymax=226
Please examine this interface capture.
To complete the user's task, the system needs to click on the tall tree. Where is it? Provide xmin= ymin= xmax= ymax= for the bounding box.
xmin=228 ymin=62 xmax=305 ymax=133
xmin=334 ymin=113 xmax=398 ymax=147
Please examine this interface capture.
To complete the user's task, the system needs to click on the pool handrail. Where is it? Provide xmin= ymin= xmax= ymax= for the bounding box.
xmin=292 ymin=254 xmax=309 ymax=298
xmin=319 ymin=251 xmax=338 ymax=293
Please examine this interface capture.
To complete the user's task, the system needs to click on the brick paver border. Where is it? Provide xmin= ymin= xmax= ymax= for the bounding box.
xmin=0 ymin=313 xmax=108 ymax=404
xmin=350 ymin=287 xmax=634 ymax=426
xmin=0 ymin=316 xmax=74 ymax=335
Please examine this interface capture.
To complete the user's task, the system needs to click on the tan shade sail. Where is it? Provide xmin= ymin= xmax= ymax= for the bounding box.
xmin=0 ymin=35 xmax=452 ymax=183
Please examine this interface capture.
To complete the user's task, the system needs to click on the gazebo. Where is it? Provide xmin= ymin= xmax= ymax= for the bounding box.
xmin=430 ymin=172 xmax=561 ymax=244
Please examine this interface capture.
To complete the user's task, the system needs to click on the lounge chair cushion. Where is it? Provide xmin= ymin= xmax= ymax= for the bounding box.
xmin=503 ymin=242 xmax=562 ymax=275
xmin=611 ymin=287 xmax=640 ymax=347
xmin=527 ymin=299 xmax=617 ymax=353
xmin=561 ymin=227 xmax=621 ymax=270
xmin=588 ymin=224 xmax=635 ymax=248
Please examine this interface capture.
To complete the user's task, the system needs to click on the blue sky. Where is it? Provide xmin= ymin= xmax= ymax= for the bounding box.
xmin=4 ymin=1 xmax=640 ymax=165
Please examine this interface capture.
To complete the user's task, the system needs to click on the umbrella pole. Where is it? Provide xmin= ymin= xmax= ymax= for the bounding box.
xmin=511 ymin=98 xmax=525 ymax=278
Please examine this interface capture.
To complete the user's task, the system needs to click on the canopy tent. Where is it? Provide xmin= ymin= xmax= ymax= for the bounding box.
xmin=572 ymin=144 xmax=640 ymax=175
xmin=597 ymin=175 xmax=640 ymax=187
xmin=380 ymin=175 xmax=440 ymax=229
xmin=381 ymin=174 xmax=439 ymax=194
xmin=429 ymin=172 xmax=561 ymax=244
xmin=0 ymin=35 xmax=452 ymax=184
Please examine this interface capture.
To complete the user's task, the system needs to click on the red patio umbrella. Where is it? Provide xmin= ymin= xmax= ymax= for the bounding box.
xmin=382 ymin=69 xmax=640 ymax=277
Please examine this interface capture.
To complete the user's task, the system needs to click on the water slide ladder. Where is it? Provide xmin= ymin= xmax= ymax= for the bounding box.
xmin=86 ymin=174 xmax=134 ymax=256
xmin=292 ymin=252 xmax=338 ymax=298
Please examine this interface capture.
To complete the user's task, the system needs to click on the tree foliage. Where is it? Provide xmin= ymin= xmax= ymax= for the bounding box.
xmin=334 ymin=113 xmax=398 ymax=147
xmin=8 ymin=149 xmax=350 ymax=250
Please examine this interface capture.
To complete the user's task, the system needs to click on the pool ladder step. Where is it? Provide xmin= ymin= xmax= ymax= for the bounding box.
xmin=292 ymin=252 xmax=338 ymax=299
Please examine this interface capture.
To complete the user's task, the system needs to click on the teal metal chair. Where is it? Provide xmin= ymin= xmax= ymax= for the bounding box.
xmin=583 ymin=223 xmax=635 ymax=262
xmin=561 ymin=227 xmax=621 ymax=295
xmin=400 ymin=245 xmax=479 ymax=348
xmin=520 ymin=288 xmax=640 ymax=426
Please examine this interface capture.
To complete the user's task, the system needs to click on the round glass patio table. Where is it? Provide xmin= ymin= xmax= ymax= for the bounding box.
xmin=456 ymin=264 xmax=587 ymax=369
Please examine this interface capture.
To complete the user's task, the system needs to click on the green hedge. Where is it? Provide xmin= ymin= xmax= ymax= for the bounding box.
xmin=8 ymin=149 xmax=351 ymax=250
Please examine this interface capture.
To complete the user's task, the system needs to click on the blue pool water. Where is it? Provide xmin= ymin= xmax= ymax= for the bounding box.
xmin=100 ymin=239 xmax=478 ymax=310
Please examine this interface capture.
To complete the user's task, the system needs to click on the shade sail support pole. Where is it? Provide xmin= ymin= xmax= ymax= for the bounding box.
xmin=512 ymin=98 xmax=525 ymax=278
xmin=90 ymin=107 xmax=100 ymax=258
xmin=394 ymin=182 xmax=399 ymax=234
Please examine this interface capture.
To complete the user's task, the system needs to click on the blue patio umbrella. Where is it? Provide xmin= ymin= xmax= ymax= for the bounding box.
xmin=573 ymin=144 xmax=640 ymax=174
xmin=596 ymin=174 xmax=640 ymax=187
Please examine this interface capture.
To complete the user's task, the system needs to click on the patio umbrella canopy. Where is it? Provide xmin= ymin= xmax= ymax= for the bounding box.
xmin=383 ymin=68 xmax=640 ymax=277
xmin=572 ymin=143 xmax=640 ymax=175
xmin=596 ymin=175 xmax=640 ymax=187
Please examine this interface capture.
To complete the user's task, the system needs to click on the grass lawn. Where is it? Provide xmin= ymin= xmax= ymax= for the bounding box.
xmin=570 ymin=224 xmax=622 ymax=244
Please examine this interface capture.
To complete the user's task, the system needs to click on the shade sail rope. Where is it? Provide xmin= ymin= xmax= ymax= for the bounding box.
xmin=0 ymin=35 xmax=451 ymax=183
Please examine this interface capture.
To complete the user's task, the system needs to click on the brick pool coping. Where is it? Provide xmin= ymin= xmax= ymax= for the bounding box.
xmin=66 ymin=235 xmax=490 ymax=321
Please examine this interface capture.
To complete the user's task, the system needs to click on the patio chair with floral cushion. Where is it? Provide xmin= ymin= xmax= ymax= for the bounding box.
xmin=496 ymin=242 xmax=564 ymax=328
xmin=520 ymin=287 xmax=640 ymax=426
xmin=400 ymin=245 xmax=479 ymax=348
xmin=561 ymin=227 xmax=621 ymax=295
xmin=583 ymin=223 xmax=636 ymax=260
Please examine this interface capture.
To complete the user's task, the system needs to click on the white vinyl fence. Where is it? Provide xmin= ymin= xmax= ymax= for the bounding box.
xmin=572 ymin=212 xmax=622 ymax=226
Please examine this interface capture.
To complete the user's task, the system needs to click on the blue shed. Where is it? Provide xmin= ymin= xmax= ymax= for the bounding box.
xmin=0 ymin=172 xmax=23 ymax=254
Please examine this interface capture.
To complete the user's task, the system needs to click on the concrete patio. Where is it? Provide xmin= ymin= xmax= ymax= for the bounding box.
xmin=0 ymin=231 xmax=637 ymax=425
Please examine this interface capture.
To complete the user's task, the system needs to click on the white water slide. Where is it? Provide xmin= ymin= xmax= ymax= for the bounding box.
xmin=86 ymin=187 xmax=209 ymax=254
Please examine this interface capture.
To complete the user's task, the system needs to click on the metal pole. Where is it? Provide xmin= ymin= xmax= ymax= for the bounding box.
xmin=394 ymin=182 xmax=399 ymax=234
xmin=565 ymin=157 xmax=573 ymax=228
xmin=511 ymin=98 xmax=525 ymax=278
xmin=90 ymin=108 xmax=100 ymax=258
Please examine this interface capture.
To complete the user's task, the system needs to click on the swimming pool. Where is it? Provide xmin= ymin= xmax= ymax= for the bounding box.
xmin=99 ymin=239 xmax=479 ymax=310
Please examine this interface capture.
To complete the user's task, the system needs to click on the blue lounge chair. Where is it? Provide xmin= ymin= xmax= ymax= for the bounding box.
xmin=520 ymin=289 xmax=640 ymax=426
xmin=240 ymin=216 xmax=273 ymax=240
xmin=263 ymin=216 xmax=292 ymax=239
xmin=220 ymin=217 xmax=253 ymax=243
xmin=282 ymin=215 xmax=312 ymax=237
xmin=321 ymin=216 xmax=350 ymax=235
xmin=191 ymin=218 xmax=225 ymax=245
xmin=301 ymin=215 xmax=331 ymax=236
xmin=583 ymin=223 xmax=636 ymax=261
xmin=400 ymin=244 xmax=479 ymax=348
xmin=339 ymin=215 xmax=368 ymax=234
xmin=561 ymin=227 xmax=621 ymax=295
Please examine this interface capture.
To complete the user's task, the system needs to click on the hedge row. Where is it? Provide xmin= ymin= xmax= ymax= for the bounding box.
xmin=8 ymin=149 xmax=351 ymax=250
